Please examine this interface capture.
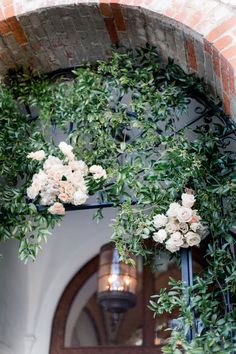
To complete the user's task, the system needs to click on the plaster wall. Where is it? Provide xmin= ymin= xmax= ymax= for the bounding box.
xmin=0 ymin=207 xmax=116 ymax=354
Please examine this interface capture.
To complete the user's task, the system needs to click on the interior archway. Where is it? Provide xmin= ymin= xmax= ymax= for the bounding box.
xmin=49 ymin=246 xmax=204 ymax=354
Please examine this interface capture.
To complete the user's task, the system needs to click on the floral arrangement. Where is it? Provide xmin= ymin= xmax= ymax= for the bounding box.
xmin=152 ymin=192 xmax=208 ymax=253
xmin=26 ymin=142 xmax=107 ymax=215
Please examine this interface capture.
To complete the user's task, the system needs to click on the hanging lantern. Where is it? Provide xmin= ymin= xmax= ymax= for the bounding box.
xmin=97 ymin=243 xmax=137 ymax=313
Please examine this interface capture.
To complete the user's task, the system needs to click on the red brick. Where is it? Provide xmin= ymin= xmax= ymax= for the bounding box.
xmin=228 ymin=64 xmax=235 ymax=95
xmin=14 ymin=31 xmax=27 ymax=45
xmin=221 ymin=56 xmax=230 ymax=95
xmin=186 ymin=39 xmax=197 ymax=71
xmin=223 ymin=93 xmax=231 ymax=115
xmin=99 ymin=3 xmax=113 ymax=17
xmin=206 ymin=16 xmax=236 ymax=42
xmin=104 ymin=17 xmax=119 ymax=44
xmin=213 ymin=47 xmax=220 ymax=78
xmin=7 ymin=17 xmax=20 ymax=31
xmin=221 ymin=44 xmax=236 ymax=60
xmin=204 ymin=39 xmax=212 ymax=55
xmin=0 ymin=20 xmax=11 ymax=34
xmin=7 ymin=17 xmax=27 ymax=45
xmin=214 ymin=35 xmax=232 ymax=51
xmin=111 ymin=4 xmax=126 ymax=31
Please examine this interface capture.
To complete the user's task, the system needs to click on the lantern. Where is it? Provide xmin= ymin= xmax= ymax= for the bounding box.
xmin=97 ymin=243 xmax=137 ymax=313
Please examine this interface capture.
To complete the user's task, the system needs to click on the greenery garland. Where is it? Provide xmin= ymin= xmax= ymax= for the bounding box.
xmin=0 ymin=47 xmax=236 ymax=353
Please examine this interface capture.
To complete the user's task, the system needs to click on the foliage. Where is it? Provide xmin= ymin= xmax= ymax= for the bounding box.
xmin=1 ymin=46 xmax=236 ymax=352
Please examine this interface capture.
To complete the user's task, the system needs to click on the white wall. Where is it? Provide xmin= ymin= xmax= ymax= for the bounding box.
xmin=0 ymin=207 xmax=116 ymax=354
xmin=0 ymin=241 xmax=28 ymax=354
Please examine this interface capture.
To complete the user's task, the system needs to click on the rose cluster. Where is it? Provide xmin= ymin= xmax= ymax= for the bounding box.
xmin=26 ymin=142 xmax=107 ymax=215
xmin=152 ymin=193 xmax=208 ymax=253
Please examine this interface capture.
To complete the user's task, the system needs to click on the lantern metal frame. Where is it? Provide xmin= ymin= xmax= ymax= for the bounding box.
xmin=97 ymin=242 xmax=137 ymax=313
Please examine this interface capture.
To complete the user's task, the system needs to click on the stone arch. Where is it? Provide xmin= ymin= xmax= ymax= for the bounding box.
xmin=0 ymin=1 xmax=236 ymax=117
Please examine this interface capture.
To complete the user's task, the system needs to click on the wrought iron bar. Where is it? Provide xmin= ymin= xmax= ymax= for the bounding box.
xmin=37 ymin=200 xmax=137 ymax=212
xmin=181 ymin=248 xmax=194 ymax=342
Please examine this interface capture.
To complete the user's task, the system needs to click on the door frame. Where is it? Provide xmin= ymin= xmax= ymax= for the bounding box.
xmin=49 ymin=254 xmax=162 ymax=354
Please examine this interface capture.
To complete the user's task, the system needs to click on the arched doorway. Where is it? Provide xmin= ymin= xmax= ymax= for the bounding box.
xmin=0 ymin=2 xmax=235 ymax=354
xmin=49 ymin=247 xmax=204 ymax=354
xmin=8 ymin=47 xmax=235 ymax=354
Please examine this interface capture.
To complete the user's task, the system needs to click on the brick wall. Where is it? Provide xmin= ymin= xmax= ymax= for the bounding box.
xmin=0 ymin=0 xmax=236 ymax=119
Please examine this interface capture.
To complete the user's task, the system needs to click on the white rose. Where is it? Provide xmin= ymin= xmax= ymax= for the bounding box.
xmin=58 ymin=192 xmax=73 ymax=203
xmin=190 ymin=223 xmax=208 ymax=239
xmin=47 ymin=165 xmax=65 ymax=181
xmin=59 ymin=181 xmax=75 ymax=195
xmin=48 ymin=202 xmax=65 ymax=215
xmin=73 ymin=191 xmax=88 ymax=205
xmin=27 ymin=185 xmax=39 ymax=199
xmin=165 ymin=220 xmax=178 ymax=234
xmin=43 ymin=156 xmax=63 ymax=171
xmin=40 ymin=180 xmax=59 ymax=205
xmin=33 ymin=170 xmax=48 ymax=185
xmin=69 ymin=160 xmax=88 ymax=176
xmin=40 ymin=194 xmax=56 ymax=206
xmin=153 ymin=214 xmax=168 ymax=229
xmin=165 ymin=232 xmax=184 ymax=253
xmin=66 ymin=151 xmax=75 ymax=161
xmin=165 ymin=239 xmax=180 ymax=253
xmin=166 ymin=202 xmax=181 ymax=217
xmin=181 ymin=193 xmax=195 ymax=208
xmin=190 ymin=222 xmax=201 ymax=233
xmin=59 ymin=141 xmax=73 ymax=155
xmin=177 ymin=206 xmax=193 ymax=223
xmin=169 ymin=231 xmax=184 ymax=247
xmin=27 ymin=150 xmax=45 ymax=161
xmin=185 ymin=231 xmax=201 ymax=247
xmin=32 ymin=180 xmax=42 ymax=192
xmin=69 ymin=172 xmax=88 ymax=193
xmin=153 ymin=229 xmax=167 ymax=243
xmin=89 ymin=165 xmax=107 ymax=180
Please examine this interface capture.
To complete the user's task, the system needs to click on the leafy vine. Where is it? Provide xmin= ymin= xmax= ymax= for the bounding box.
xmin=0 ymin=47 xmax=236 ymax=352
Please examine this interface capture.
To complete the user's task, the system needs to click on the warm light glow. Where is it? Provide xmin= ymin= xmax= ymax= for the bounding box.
xmin=105 ymin=274 xmax=133 ymax=292
xmin=154 ymin=337 xmax=164 ymax=345
xmin=125 ymin=276 xmax=130 ymax=286
xmin=107 ymin=274 xmax=122 ymax=291
xmin=108 ymin=274 xmax=118 ymax=284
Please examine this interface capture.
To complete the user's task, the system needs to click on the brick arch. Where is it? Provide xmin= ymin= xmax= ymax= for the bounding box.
xmin=0 ymin=0 xmax=236 ymax=118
